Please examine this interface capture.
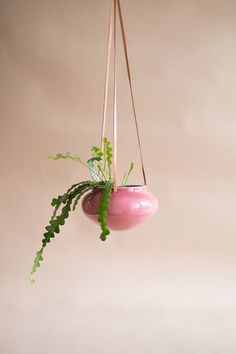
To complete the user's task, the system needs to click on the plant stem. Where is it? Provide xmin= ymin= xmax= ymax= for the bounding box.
xmin=79 ymin=161 xmax=104 ymax=182
xmin=122 ymin=172 xmax=127 ymax=186
xmin=97 ymin=163 xmax=108 ymax=180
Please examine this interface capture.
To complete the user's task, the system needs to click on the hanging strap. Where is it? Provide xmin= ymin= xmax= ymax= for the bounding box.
xmin=100 ymin=0 xmax=147 ymax=190
xmin=100 ymin=0 xmax=113 ymax=153
xmin=117 ymin=0 xmax=146 ymax=186
xmin=112 ymin=0 xmax=118 ymax=191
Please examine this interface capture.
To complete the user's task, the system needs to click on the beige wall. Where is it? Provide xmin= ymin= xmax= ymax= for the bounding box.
xmin=1 ymin=0 xmax=236 ymax=353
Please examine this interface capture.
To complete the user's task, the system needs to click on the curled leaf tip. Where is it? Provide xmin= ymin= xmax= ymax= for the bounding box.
xmin=30 ymin=276 xmax=36 ymax=284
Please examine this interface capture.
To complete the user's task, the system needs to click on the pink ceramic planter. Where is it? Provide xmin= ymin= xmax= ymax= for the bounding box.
xmin=82 ymin=185 xmax=158 ymax=230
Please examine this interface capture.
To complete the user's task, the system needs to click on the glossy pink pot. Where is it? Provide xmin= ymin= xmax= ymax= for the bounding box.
xmin=82 ymin=185 xmax=158 ymax=230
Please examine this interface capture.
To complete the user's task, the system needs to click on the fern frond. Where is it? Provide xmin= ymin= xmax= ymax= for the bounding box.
xmin=72 ymin=183 xmax=100 ymax=210
xmin=103 ymin=138 xmax=113 ymax=180
xmin=91 ymin=146 xmax=103 ymax=158
xmin=97 ymin=182 xmax=113 ymax=241
xmin=51 ymin=182 xmax=83 ymax=219
xmin=30 ymin=181 xmax=98 ymax=283
xmin=49 ymin=153 xmax=103 ymax=181
xmin=87 ymin=157 xmax=102 ymax=182
xmin=30 ymin=249 xmax=43 ymax=284
xmin=48 ymin=152 xmax=81 ymax=162
xmin=122 ymin=162 xmax=134 ymax=186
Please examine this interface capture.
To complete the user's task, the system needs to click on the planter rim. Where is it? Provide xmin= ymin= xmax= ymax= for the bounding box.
xmin=93 ymin=184 xmax=147 ymax=192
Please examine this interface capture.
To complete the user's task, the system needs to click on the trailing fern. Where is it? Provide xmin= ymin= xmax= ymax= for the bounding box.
xmin=30 ymin=137 xmax=134 ymax=283
xmin=97 ymin=182 xmax=113 ymax=241
xmin=30 ymin=181 xmax=99 ymax=283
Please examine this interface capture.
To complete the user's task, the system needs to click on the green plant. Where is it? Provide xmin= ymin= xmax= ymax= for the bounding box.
xmin=30 ymin=138 xmax=134 ymax=283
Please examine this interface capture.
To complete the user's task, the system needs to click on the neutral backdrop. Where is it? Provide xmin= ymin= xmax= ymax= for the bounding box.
xmin=1 ymin=0 xmax=236 ymax=353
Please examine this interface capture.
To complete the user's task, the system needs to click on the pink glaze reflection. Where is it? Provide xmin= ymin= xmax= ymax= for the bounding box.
xmin=82 ymin=185 xmax=158 ymax=230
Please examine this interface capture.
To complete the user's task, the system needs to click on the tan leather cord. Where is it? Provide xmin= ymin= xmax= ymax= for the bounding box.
xmin=112 ymin=0 xmax=118 ymax=191
xmin=100 ymin=0 xmax=147 ymax=189
xmin=117 ymin=0 xmax=147 ymax=185
xmin=100 ymin=0 xmax=113 ymax=153
xmin=100 ymin=0 xmax=118 ymax=191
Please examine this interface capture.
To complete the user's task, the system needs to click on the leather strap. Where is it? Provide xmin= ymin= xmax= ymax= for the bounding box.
xmin=100 ymin=0 xmax=147 ymax=189
xmin=100 ymin=0 xmax=113 ymax=153
xmin=112 ymin=0 xmax=118 ymax=191
xmin=117 ymin=0 xmax=147 ymax=185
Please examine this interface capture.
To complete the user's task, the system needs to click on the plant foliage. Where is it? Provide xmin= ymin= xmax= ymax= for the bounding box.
xmin=97 ymin=182 xmax=113 ymax=241
xmin=30 ymin=138 xmax=134 ymax=283
xmin=122 ymin=162 xmax=134 ymax=187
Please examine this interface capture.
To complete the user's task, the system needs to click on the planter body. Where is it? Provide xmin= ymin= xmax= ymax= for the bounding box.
xmin=82 ymin=185 xmax=158 ymax=230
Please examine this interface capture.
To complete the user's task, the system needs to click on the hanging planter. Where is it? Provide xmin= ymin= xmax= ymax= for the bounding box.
xmin=82 ymin=185 xmax=158 ymax=231
xmin=30 ymin=0 xmax=158 ymax=283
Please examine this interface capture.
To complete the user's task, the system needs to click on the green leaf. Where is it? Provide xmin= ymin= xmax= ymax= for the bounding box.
xmin=49 ymin=152 xmax=103 ymax=182
xmin=103 ymin=138 xmax=112 ymax=166
xmin=30 ymin=181 xmax=99 ymax=283
xmin=87 ymin=157 xmax=102 ymax=182
xmin=48 ymin=152 xmax=81 ymax=162
xmin=72 ymin=186 xmax=96 ymax=210
xmin=91 ymin=144 xmax=110 ymax=181
xmin=51 ymin=182 xmax=88 ymax=219
xmin=97 ymin=181 xmax=113 ymax=241
xmin=103 ymin=138 xmax=113 ymax=181
xmin=91 ymin=146 xmax=103 ymax=158
xmin=30 ymin=249 xmax=43 ymax=284
xmin=122 ymin=162 xmax=134 ymax=186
